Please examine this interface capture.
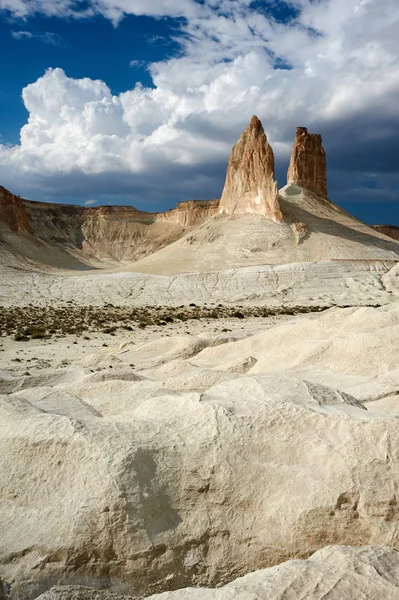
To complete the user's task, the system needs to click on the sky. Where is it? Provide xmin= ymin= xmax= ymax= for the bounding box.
xmin=0 ymin=0 xmax=398 ymax=225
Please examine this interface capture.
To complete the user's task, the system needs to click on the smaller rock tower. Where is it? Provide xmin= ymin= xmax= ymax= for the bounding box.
xmin=287 ymin=127 xmax=328 ymax=198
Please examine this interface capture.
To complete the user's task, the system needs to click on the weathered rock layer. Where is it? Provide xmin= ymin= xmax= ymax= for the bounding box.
xmin=0 ymin=186 xmax=31 ymax=233
xmin=374 ymin=224 xmax=399 ymax=242
xmin=219 ymin=116 xmax=282 ymax=221
xmin=2 ymin=304 xmax=399 ymax=596
xmin=0 ymin=190 xmax=220 ymax=265
xmin=36 ymin=546 xmax=399 ymax=600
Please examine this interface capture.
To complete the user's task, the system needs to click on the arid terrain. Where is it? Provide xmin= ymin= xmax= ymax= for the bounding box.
xmin=1 ymin=118 xmax=399 ymax=599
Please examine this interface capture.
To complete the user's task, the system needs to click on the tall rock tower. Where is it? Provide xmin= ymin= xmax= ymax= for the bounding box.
xmin=219 ymin=116 xmax=283 ymax=222
xmin=287 ymin=127 xmax=328 ymax=198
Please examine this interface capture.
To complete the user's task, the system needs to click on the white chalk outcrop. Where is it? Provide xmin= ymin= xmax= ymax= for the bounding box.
xmin=2 ymin=304 xmax=399 ymax=596
xmin=37 ymin=546 xmax=399 ymax=600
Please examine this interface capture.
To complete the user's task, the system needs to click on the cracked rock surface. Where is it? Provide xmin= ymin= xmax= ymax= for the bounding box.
xmin=2 ymin=304 xmax=399 ymax=597
xmin=35 ymin=546 xmax=399 ymax=600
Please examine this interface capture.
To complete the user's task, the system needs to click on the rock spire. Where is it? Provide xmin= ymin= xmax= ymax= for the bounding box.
xmin=219 ymin=116 xmax=283 ymax=222
xmin=287 ymin=127 xmax=328 ymax=198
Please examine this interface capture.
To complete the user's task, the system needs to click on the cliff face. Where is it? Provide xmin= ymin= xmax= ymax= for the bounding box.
xmin=219 ymin=116 xmax=283 ymax=222
xmin=287 ymin=127 xmax=328 ymax=198
xmin=79 ymin=201 xmax=220 ymax=261
xmin=0 ymin=186 xmax=31 ymax=233
xmin=0 ymin=191 xmax=220 ymax=265
xmin=158 ymin=200 xmax=220 ymax=227
xmin=373 ymin=225 xmax=399 ymax=242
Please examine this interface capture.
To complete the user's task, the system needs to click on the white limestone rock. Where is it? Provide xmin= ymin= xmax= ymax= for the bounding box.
xmin=35 ymin=546 xmax=399 ymax=600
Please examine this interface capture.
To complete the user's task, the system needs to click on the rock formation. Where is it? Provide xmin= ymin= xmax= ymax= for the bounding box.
xmin=158 ymin=200 xmax=220 ymax=227
xmin=3 ymin=304 xmax=399 ymax=595
xmin=287 ymin=127 xmax=328 ymax=198
xmin=374 ymin=224 xmax=399 ymax=241
xmin=35 ymin=546 xmax=399 ymax=600
xmin=0 ymin=186 xmax=31 ymax=233
xmin=0 ymin=188 xmax=220 ymax=265
xmin=219 ymin=116 xmax=283 ymax=222
xmin=290 ymin=220 xmax=308 ymax=244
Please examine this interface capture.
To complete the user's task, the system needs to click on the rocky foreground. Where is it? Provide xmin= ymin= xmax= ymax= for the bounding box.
xmin=1 ymin=303 xmax=399 ymax=598
xmin=32 ymin=547 xmax=399 ymax=599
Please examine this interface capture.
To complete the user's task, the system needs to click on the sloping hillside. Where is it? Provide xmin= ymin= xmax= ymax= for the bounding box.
xmin=128 ymin=185 xmax=399 ymax=275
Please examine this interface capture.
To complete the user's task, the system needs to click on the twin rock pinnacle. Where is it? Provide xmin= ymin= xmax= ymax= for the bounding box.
xmin=219 ymin=116 xmax=328 ymax=221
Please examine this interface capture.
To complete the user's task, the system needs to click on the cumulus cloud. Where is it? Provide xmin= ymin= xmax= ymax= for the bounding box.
xmin=1 ymin=0 xmax=399 ymax=212
xmin=84 ymin=198 xmax=98 ymax=206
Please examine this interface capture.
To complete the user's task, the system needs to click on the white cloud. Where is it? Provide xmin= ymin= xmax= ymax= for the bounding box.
xmin=1 ymin=0 xmax=399 ymax=206
xmin=11 ymin=30 xmax=33 ymax=39
xmin=1 ymin=0 xmax=201 ymax=23
xmin=84 ymin=199 xmax=97 ymax=206
xmin=11 ymin=30 xmax=63 ymax=44
xmin=129 ymin=60 xmax=147 ymax=69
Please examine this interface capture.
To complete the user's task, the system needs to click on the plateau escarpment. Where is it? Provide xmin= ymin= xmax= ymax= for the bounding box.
xmin=0 ymin=191 xmax=220 ymax=267
xmin=0 ymin=186 xmax=31 ymax=233
xmin=374 ymin=224 xmax=399 ymax=242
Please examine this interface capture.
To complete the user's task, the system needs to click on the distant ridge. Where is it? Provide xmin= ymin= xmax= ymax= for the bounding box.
xmin=373 ymin=225 xmax=399 ymax=241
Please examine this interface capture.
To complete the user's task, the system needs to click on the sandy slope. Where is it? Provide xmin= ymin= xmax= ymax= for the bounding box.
xmin=128 ymin=186 xmax=399 ymax=275
xmin=1 ymin=186 xmax=398 ymax=277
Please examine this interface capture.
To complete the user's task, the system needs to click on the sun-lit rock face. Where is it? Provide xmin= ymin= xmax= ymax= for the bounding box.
xmin=0 ymin=186 xmax=31 ymax=233
xmin=287 ymin=127 xmax=328 ymax=198
xmin=157 ymin=199 xmax=220 ymax=227
xmin=219 ymin=116 xmax=283 ymax=222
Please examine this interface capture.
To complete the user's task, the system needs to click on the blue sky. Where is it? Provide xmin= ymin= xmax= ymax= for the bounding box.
xmin=0 ymin=0 xmax=399 ymax=225
xmin=0 ymin=13 xmax=182 ymax=143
